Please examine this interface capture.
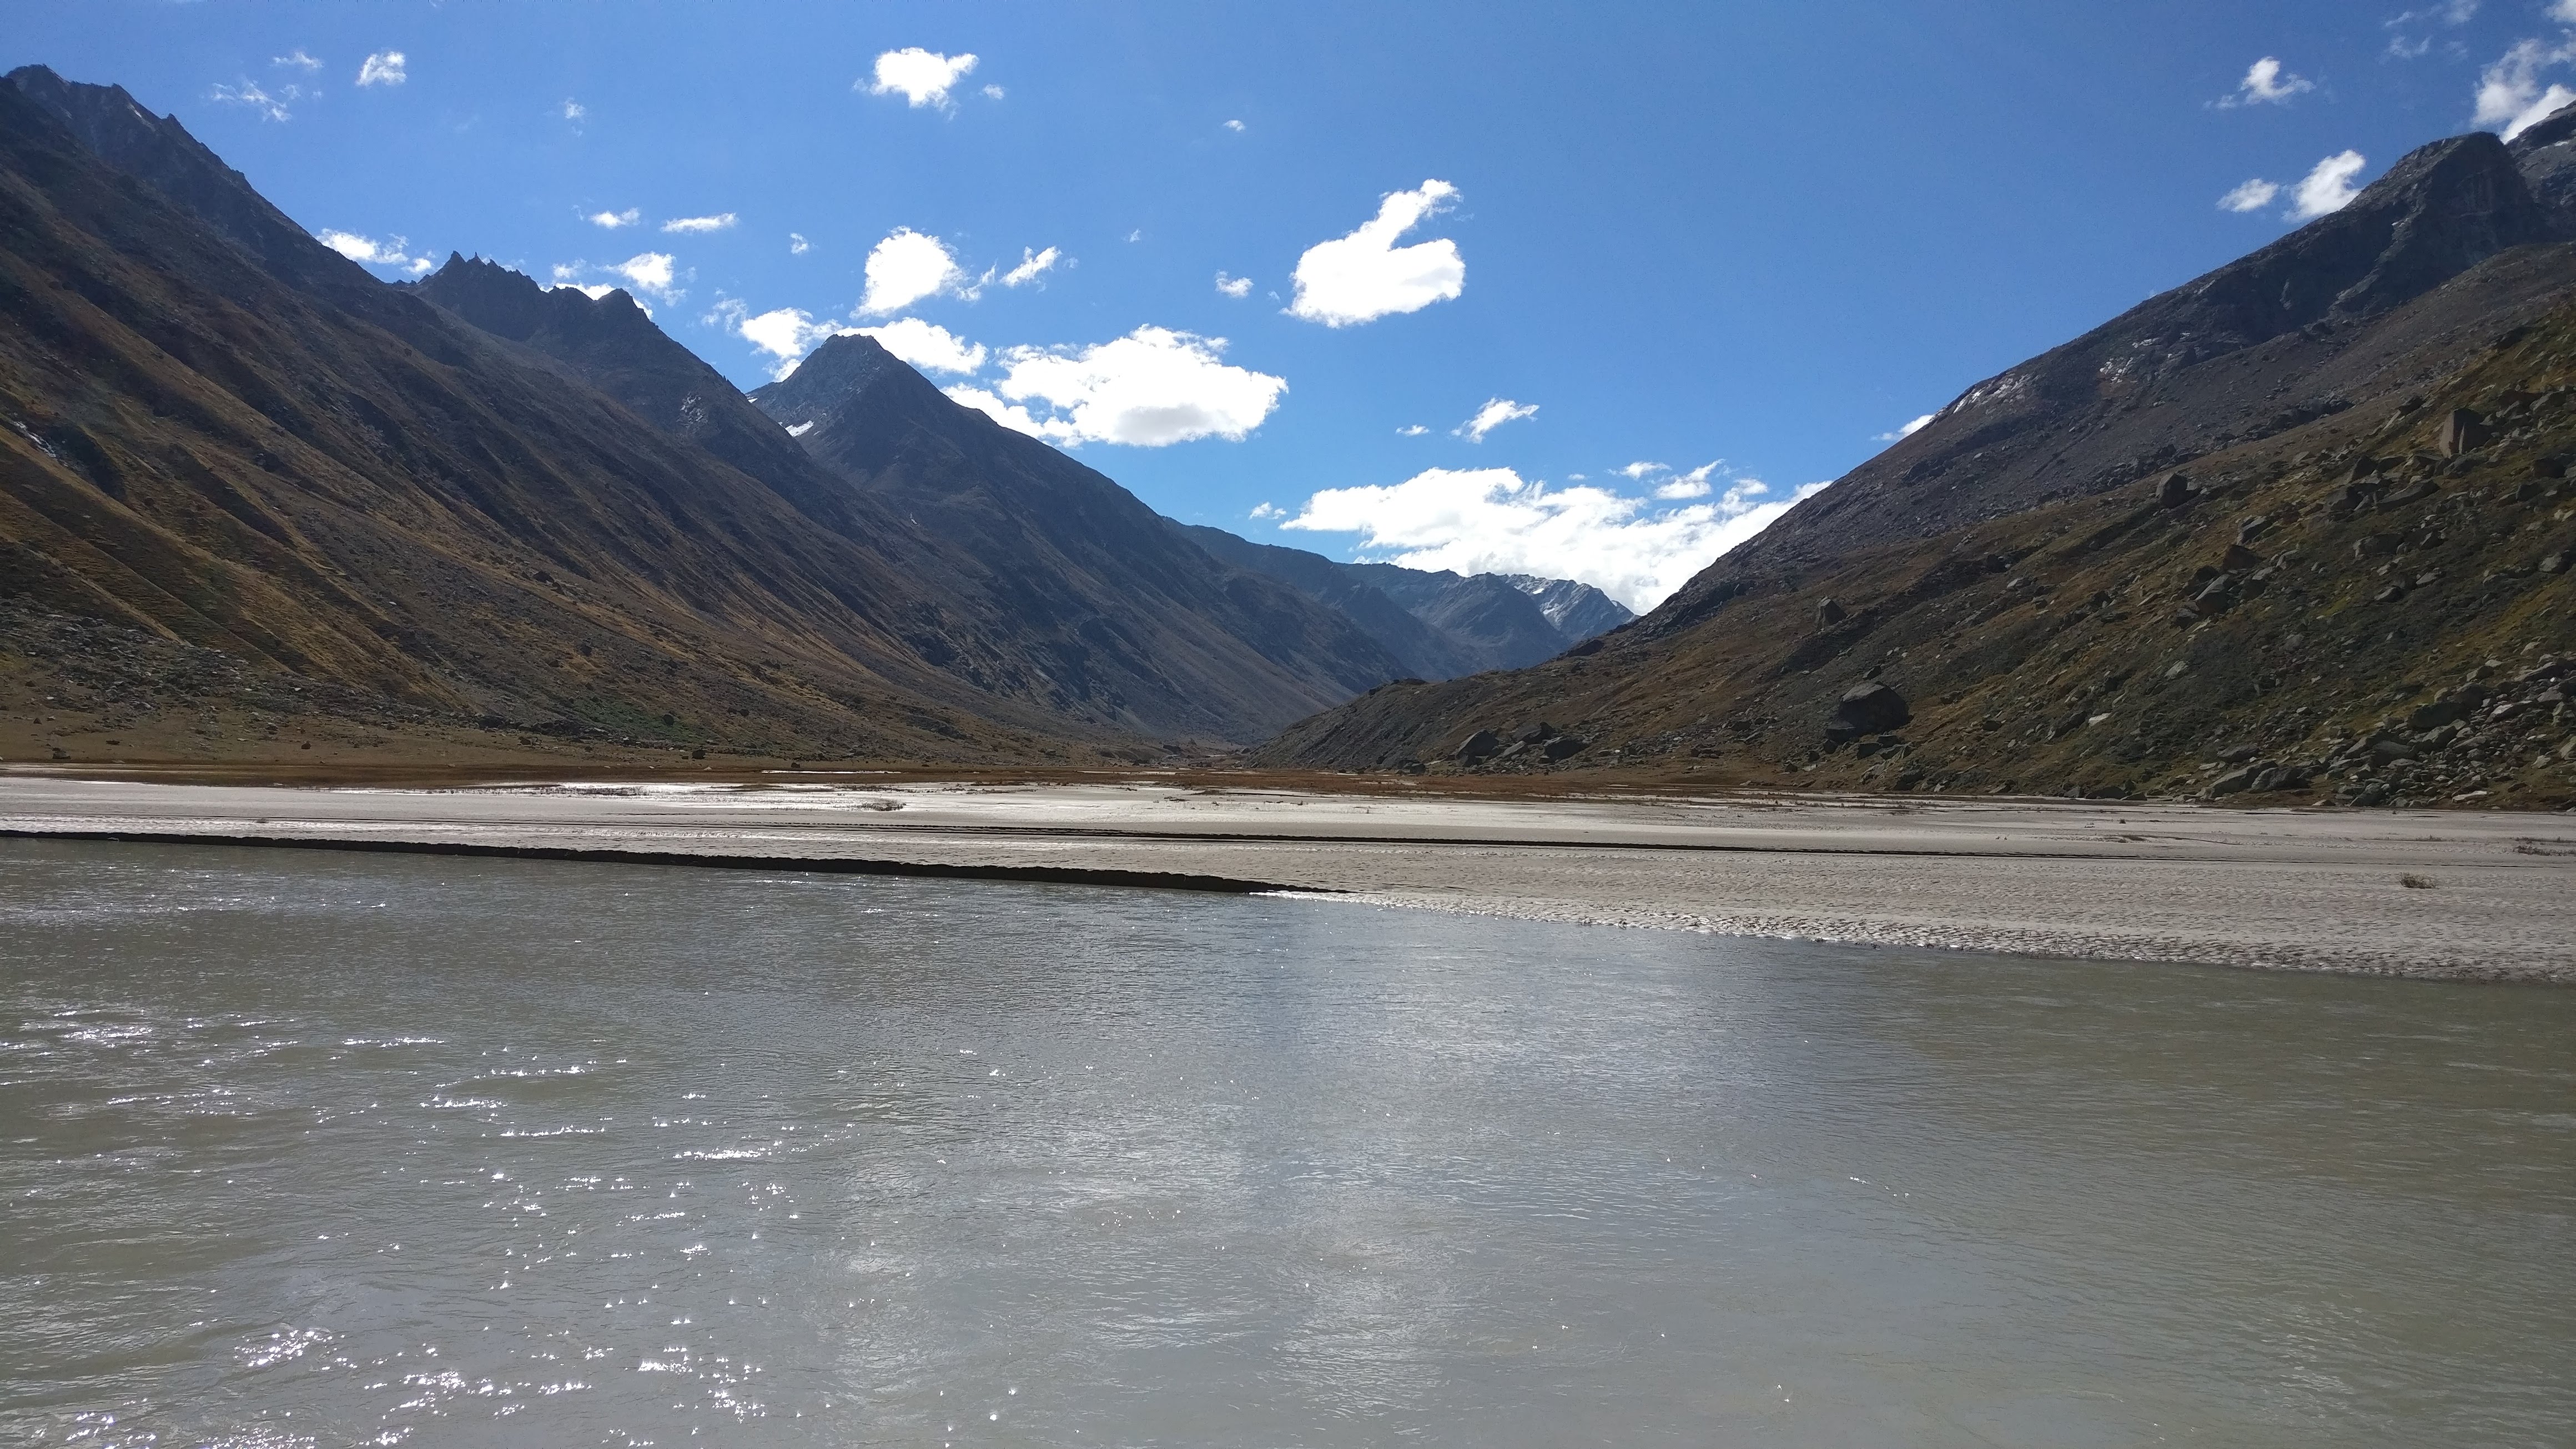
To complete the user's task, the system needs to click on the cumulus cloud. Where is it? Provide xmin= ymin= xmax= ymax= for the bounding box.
xmin=1876 ymin=412 xmax=1937 ymax=442
xmin=950 ymin=326 xmax=1286 ymax=446
xmin=861 ymin=228 xmax=968 ymax=314
xmin=1455 ymin=397 xmax=1537 ymax=442
xmin=1225 ymin=118 xmax=1246 ymax=132
xmin=999 ymin=245 xmax=1061 ymax=288
xmin=1249 ymin=501 xmax=1284 ymax=519
xmin=2290 ymin=150 xmax=2369 ymax=219
xmin=562 ymin=99 xmax=586 ymax=121
xmin=356 ymin=51 xmax=406 ymax=88
xmin=1397 ymin=424 xmax=1429 ymax=436
xmin=1618 ymin=459 xmax=1723 ymax=499
xmin=662 ymin=213 xmax=737 ymax=234
xmin=2474 ymin=38 xmax=2576 ymax=140
xmin=588 ymin=208 xmax=640 ymax=229
xmin=1288 ymin=179 xmax=1466 ymax=327
xmin=1282 ymin=467 xmax=1822 ymax=612
xmin=273 ymin=49 xmax=321 ymax=71
xmin=2217 ymin=57 xmax=2313 ymax=108
xmin=211 ymin=81 xmax=297 ymax=122
xmin=721 ymin=305 xmax=856 ymax=376
xmin=789 ymin=232 xmax=811 ymax=255
xmin=865 ymin=48 xmax=978 ymax=109
xmin=315 ymin=229 xmax=434 ymax=275
xmin=859 ymin=317 xmax=988 ymax=374
xmin=1215 ymin=271 xmax=1254 ymax=298
xmin=2217 ymin=178 xmax=2280 ymax=214
xmin=982 ymin=84 xmax=1005 ymax=100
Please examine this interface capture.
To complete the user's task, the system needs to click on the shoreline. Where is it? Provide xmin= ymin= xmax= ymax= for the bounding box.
xmin=4 ymin=774 xmax=2570 ymax=984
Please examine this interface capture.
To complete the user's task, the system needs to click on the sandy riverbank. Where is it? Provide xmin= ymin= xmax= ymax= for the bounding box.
xmin=3 ymin=772 xmax=2570 ymax=982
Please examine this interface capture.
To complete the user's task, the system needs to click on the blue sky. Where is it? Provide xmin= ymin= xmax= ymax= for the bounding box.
xmin=13 ymin=2 xmax=2576 ymax=607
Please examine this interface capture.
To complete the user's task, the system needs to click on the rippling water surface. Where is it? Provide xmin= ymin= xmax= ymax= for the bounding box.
xmin=1 ymin=838 xmax=2570 ymax=1447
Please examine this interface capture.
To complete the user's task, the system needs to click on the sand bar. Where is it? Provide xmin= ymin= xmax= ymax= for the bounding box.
xmin=3 ymin=773 xmax=2571 ymax=983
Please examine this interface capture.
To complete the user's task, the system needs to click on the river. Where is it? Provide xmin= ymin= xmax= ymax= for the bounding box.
xmin=2 ymin=838 xmax=2569 ymax=1446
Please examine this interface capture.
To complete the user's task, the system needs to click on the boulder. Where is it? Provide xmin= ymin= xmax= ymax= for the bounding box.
xmin=1833 ymin=681 xmax=1911 ymax=736
xmin=1515 ymin=721 xmax=1558 ymax=744
xmin=2409 ymin=699 xmax=2464 ymax=730
xmin=2157 ymin=471 xmax=2199 ymax=508
xmin=1541 ymin=734 xmax=1587 ymax=762
xmin=1453 ymin=728 xmax=1501 ymax=762
xmin=1817 ymin=597 xmax=1848 ymax=626
xmin=2221 ymin=542 xmax=2265 ymax=571
xmin=2441 ymin=408 xmax=2491 ymax=456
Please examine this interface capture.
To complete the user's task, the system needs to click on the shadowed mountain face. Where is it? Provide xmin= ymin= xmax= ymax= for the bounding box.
xmin=748 ymin=335 xmax=1411 ymax=740
xmin=1257 ymin=115 xmax=2576 ymax=809
xmin=0 ymin=67 xmax=1124 ymax=763
xmin=1179 ymin=526 xmax=1633 ymax=680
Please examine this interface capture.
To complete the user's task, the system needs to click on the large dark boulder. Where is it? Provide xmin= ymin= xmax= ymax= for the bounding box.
xmin=1829 ymin=681 xmax=1911 ymax=741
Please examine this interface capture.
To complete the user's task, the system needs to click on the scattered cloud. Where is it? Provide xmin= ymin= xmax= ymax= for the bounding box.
xmin=587 ymin=208 xmax=641 ymax=229
xmin=1249 ymin=501 xmax=1284 ymax=519
xmin=561 ymin=99 xmax=586 ymax=122
xmin=1215 ymin=271 xmax=1254 ymax=298
xmin=789 ymin=232 xmax=811 ymax=255
xmin=559 ymin=283 xmax=623 ymax=303
xmin=611 ymin=251 xmax=680 ymax=299
xmin=2474 ymin=37 xmax=2576 ymax=140
xmin=1397 ymin=424 xmax=1429 ymax=436
xmin=1282 ymin=467 xmax=1822 ymax=612
xmin=2217 ymin=178 xmax=2281 ymax=213
xmin=1654 ymin=466 xmax=1719 ymax=500
xmin=1126 ymin=229 xmax=1144 ymax=243
xmin=2217 ymin=57 xmax=2313 ymax=108
xmin=728 ymin=305 xmax=856 ymax=376
xmin=1455 ymin=397 xmax=1537 ymax=442
xmin=859 ymin=317 xmax=988 ymax=374
xmin=1876 ymin=412 xmax=1938 ymax=441
xmin=1289 ymin=179 xmax=1466 ymax=327
xmin=982 ymin=84 xmax=1005 ymax=100
xmin=2290 ymin=150 xmax=2369 ymax=219
xmin=210 ymin=81 xmax=297 ymax=122
xmin=1616 ymin=461 xmax=1664 ymax=480
xmin=273 ymin=49 xmax=321 ymax=71
xmin=662 ymin=213 xmax=737 ymax=234
xmin=356 ymin=51 xmax=406 ymax=88
xmin=859 ymin=229 xmax=969 ymax=313
xmin=949 ymin=326 xmax=1286 ymax=446
xmin=315 ymin=229 xmax=434 ymax=275
xmin=1224 ymin=118 xmax=1246 ymax=132
xmin=864 ymin=48 xmax=979 ymax=109
xmin=1000 ymin=245 xmax=1061 ymax=288
xmin=2388 ymin=1 xmax=2480 ymax=58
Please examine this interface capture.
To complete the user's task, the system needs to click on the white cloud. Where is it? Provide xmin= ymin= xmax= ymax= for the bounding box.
xmin=555 ymin=251 xmax=683 ymax=301
xmin=562 ymin=98 xmax=586 ymax=121
xmin=2474 ymin=38 xmax=2576 ymax=140
xmin=1397 ymin=424 xmax=1429 ymax=436
xmin=1126 ymin=229 xmax=1144 ymax=243
xmin=560 ymin=283 xmax=622 ymax=303
xmin=1289 ymin=179 xmax=1466 ymax=327
xmin=864 ymin=48 xmax=978 ymax=109
xmin=1000 ymin=245 xmax=1061 ymax=288
xmin=1224 ymin=118 xmax=1246 ymax=132
xmin=1215 ymin=271 xmax=1254 ymax=298
xmin=1249 ymin=501 xmax=1284 ymax=519
xmin=950 ymin=326 xmax=1286 ymax=446
xmin=662 ymin=213 xmax=737 ymax=234
xmin=1616 ymin=461 xmax=1664 ymax=480
xmin=1876 ymin=412 xmax=1938 ymax=442
xmin=1455 ymin=397 xmax=1537 ymax=442
xmin=2555 ymin=1 xmax=2576 ymax=21
xmin=2217 ymin=57 xmax=2313 ymax=108
xmin=861 ymin=228 xmax=968 ymax=314
xmin=587 ymin=208 xmax=640 ymax=229
xmin=356 ymin=51 xmax=406 ymax=88
xmin=1283 ymin=467 xmax=1822 ymax=612
xmin=2217 ymin=178 xmax=2280 ymax=213
xmin=210 ymin=82 xmax=295 ymax=122
xmin=273 ymin=49 xmax=321 ymax=71
xmin=2289 ymin=150 xmax=2368 ymax=219
xmin=316 ymin=229 xmax=432 ymax=274
xmin=982 ymin=84 xmax=1005 ymax=100
xmin=728 ymin=305 xmax=858 ymax=378
xmin=858 ymin=317 xmax=988 ymax=374
xmin=789 ymin=232 xmax=811 ymax=255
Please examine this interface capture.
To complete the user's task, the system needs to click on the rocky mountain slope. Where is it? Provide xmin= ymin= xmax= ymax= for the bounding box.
xmin=1256 ymin=120 xmax=2576 ymax=810
xmin=747 ymin=335 xmax=1410 ymax=739
xmin=0 ymin=68 xmax=1137 ymax=767
xmin=1180 ymin=525 xmax=1631 ymax=680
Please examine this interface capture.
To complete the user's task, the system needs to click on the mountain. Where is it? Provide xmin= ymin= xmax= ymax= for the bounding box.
xmin=1255 ymin=119 xmax=2576 ymax=809
xmin=0 ymin=67 xmax=1132 ymax=767
xmin=748 ymin=334 xmax=1411 ymax=741
xmin=1179 ymin=525 xmax=1633 ymax=680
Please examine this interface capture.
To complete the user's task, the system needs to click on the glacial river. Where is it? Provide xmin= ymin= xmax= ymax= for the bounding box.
xmin=1 ymin=838 xmax=2570 ymax=1447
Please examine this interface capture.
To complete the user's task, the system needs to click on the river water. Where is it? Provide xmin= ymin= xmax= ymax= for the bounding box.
xmin=1 ymin=838 xmax=2569 ymax=1447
